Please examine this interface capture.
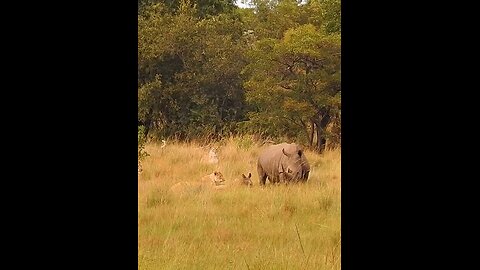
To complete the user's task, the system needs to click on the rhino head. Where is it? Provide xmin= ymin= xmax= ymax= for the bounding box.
xmin=281 ymin=146 xmax=309 ymax=182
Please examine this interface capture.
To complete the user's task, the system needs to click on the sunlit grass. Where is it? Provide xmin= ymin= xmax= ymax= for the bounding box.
xmin=139 ymin=137 xmax=340 ymax=269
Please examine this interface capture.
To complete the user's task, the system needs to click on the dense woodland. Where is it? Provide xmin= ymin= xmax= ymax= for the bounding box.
xmin=138 ymin=0 xmax=341 ymax=152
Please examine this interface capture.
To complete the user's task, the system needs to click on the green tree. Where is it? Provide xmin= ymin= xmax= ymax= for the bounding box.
xmin=138 ymin=1 xmax=248 ymax=140
xmin=238 ymin=0 xmax=334 ymax=39
xmin=139 ymin=0 xmax=237 ymax=18
xmin=138 ymin=0 xmax=341 ymax=148
xmin=243 ymin=24 xmax=340 ymax=151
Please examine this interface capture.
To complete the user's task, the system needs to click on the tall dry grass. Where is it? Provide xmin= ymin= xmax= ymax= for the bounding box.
xmin=138 ymin=137 xmax=340 ymax=269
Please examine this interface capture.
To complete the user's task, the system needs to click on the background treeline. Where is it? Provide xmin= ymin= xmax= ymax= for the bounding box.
xmin=138 ymin=0 xmax=340 ymax=152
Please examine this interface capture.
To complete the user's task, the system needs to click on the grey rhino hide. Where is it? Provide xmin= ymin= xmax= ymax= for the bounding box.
xmin=257 ymin=143 xmax=310 ymax=185
xmin=300 ymin=153 xmax=310 ymax=182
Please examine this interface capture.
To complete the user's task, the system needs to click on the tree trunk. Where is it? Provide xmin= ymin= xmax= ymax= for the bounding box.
xmin=319 ymin=113 xmax=331 ymax=152
xmin=143 ymin=108 xmax=153 ymax=139
xmin=315 ymin=121 xmax=324 ymax=152
xmin=314 ymin=110 xmax=332 ymax=153
xmin=309 ymin=119 xmax=315 ymax=147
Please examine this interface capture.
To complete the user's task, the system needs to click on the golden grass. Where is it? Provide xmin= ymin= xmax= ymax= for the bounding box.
xmin=138 ymin=137 xmax=341 ymax=269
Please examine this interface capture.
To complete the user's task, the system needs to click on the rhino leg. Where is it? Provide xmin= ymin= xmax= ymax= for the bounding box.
xmin=270 ymin=176 xmax=278 ymax=184
xmin=257 ymin=164 xmax=267 ymax=186
xmin=279 ymin=173 xmax=286 ymax=184
xmin=302 ymin=171 xmax=309 ymax=182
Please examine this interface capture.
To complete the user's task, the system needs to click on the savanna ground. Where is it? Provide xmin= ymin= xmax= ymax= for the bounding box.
xmin=138 ymin=136 xmax=340 ymax=269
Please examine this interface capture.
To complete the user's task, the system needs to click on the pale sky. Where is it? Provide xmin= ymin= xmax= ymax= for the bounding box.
xmin=235 ymin=0 xmax=255 ymax=8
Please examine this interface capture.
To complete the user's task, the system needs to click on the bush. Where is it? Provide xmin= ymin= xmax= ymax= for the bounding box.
xmin=138 ymin=126 xmax=149 ymax=169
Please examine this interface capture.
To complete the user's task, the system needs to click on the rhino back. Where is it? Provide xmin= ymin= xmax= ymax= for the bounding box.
xmin=258 ymin=143 xmax=291 ymax=177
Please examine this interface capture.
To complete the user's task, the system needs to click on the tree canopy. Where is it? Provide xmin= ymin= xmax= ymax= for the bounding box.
xmin=138 ymin=0 xmax=341 ymax=151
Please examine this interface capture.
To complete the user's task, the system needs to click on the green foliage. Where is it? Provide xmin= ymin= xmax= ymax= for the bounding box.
xmin=138 ymin=2 xmax=248 ymax=140
xmin=138 ymin=0 xmax=341 ymax=150
xmin=317 ymin=0 xmax=341 ymax=33
xmin=242 ymin=23 xmax=340 ymax=149
xmin=139 ymin=0 xmax=237 ymax=18
xmin=138 ymin=126 xmax=149 ymax=161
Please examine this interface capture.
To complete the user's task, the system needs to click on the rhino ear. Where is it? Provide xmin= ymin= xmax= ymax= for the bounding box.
xmin=242 ymin=173 xmax=246 ymax=178
xmin=282 ymin=148 xmax=290 ymax=157
xmin=298 ymin=150 xmax=302 ymax=157
xmin=248 ymin=172 xmax=252 ymax=178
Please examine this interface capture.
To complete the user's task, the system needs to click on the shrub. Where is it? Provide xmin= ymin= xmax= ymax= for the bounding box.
xmin=138 ymin=126 xmax=149 ymax=172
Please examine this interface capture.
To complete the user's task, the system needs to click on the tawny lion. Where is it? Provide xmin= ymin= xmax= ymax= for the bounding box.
xmin=169 ymin=171 xmax=226 ymax=195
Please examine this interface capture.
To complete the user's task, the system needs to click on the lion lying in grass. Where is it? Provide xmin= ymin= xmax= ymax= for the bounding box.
xmin=169 ymin=172 xmax=253 ymax=194
xmin=169 ymin=171 xmax=226 ymax=195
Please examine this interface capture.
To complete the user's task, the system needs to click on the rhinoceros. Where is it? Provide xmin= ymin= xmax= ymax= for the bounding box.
xmin=257 ymin=143 xmax=310 ymax=185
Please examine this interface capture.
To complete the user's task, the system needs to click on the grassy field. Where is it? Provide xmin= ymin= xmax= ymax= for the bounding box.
xmin=138 ymin=137 xmax=341 ymax=270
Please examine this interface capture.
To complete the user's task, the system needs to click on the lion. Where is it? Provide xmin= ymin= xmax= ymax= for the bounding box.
xmin=169 ymin=171 xmax=226 ymax=195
